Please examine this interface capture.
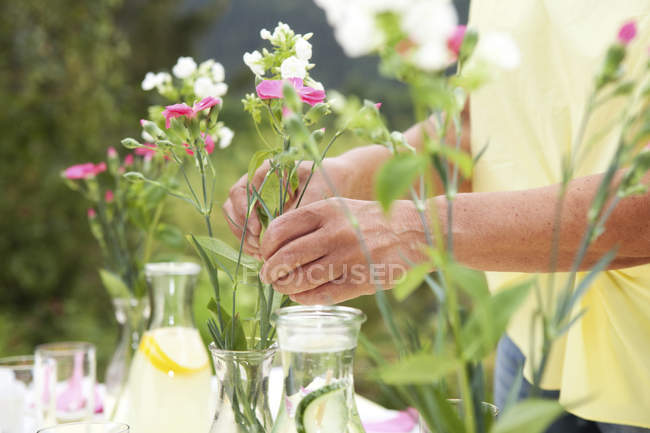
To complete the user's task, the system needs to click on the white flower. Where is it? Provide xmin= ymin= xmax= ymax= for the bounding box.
xmin=172 ymin=56 xmax=197 ymax=79
xmin=271 ymin=22 xmax=293 ymax=44
xmin=194 ymin=77 xmax=229 ymax=98
xmin=313 ymin=0 xmax=347 ymax=25
xmin=260 ymin=28 xmax=272 ymax=40
xmin=403 ymin=0 xmax=457 ymax=45
xmin=243 ymin=50 xmax=265 ymax=76
xmin=412 ymin=41 xmax=451 ymax=71
xmin=305 ymin=77 xmax=324 ymax=91
xmin=280 ymin=56 xmax=308 ymax=79
xmin=360 ymin=0 xmax=413 ymax=13
xmin=334 ymin=5 xmax=383 ymax=57
xmin=141 ymin=72 xmax=158 ymax=91
xmin=294 ymin=37 xmax=313 ymax=61
xmin=141 ymin=72 xmax=171 ymax=91
xmin=211 ymin=62 xmax=225 ymax=82
xmin=474 ymin=32 xmax=520 ymax=70
xmin=218 ymin=126 xmax=234 ymax=149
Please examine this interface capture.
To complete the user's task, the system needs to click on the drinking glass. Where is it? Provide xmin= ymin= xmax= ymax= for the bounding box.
xmin=0 ymin=355 xmax=35 ymax=433
xmin=37 ymin=422 xmax=129 ymax=433
xmin=35 ymin=342 xmax=96 ymax=427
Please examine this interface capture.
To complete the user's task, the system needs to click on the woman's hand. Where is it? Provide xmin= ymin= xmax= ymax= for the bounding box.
xmin=222 ymin=157 xmax=350 ymax=256
xmin=259 ymin=198 xmax=430 ymax=304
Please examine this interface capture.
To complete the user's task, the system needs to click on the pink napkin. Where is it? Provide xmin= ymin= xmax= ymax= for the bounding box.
xmin=363 ymin=408 xmax=418 ymax=433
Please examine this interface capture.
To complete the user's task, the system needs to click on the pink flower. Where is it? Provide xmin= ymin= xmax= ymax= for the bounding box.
xmin=107 ymin=147 xmax=117 ymax=158
xmin=162 ymin=103 xmax=194 ymax=129
xmin=375 ymin=102 xmax=382 ymax=110
xmin=203 ymin=133 xmax=215 ymax=154
xmin=87 ymin=208 xmax=96 ymax=218
xmin=105 ymin=190 xmax=114 ymax=203
xmin=193 ymin=96 xmax=221 ymax=113
xmin=123 ymin=154 xmax=134 ymax=166
xmin=135 ymin=143 xmax=157 ymax=160
xmin=256 ymin=78 xmax=326 ymax=106
xmin=618 ymin=20 xmax=637 ymax=45
xmin=447 ymin=25 xmax=467 ymax=57
xmin=64 ymin=162 xmax=107 ymax=179
xmin=282 ymin=106 xmax=293 ymax=118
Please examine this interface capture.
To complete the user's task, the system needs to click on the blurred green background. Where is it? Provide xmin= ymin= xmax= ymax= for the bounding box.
xmin=0 ymin=0 xmax=469 ymax=400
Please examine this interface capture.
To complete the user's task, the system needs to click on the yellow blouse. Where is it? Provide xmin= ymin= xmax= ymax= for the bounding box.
xmin=469 ymin=0 xmax=650 ymax=427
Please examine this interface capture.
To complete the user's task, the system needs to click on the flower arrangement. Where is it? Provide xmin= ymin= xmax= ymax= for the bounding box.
xmin=63 ymin=144 xmax=178 ymax=300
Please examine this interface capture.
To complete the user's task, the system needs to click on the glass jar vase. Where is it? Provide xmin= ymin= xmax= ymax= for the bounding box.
xmin=209 ymin=343 xmax=277 ymax=433
xmin=271 ymin=305 xmax=367 ymax=433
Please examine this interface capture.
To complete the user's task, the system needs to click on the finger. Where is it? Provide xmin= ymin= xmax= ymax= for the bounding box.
xmin=270 ymin=256 xmax=346 ymax=295
xmin=224 ymin=199 xmax=262 ymax=254
xmin=223 ymin=199 xmax=244 ymax=239
xmin=289 ymin=278 xmax=371 ymax=305
xmin=260 ymin=206 xmax=322 ymax=260
xmin=228 ymin=176 xmax=262 ymax=239
xmin=260 ymin=230 xmax=330 ymax=284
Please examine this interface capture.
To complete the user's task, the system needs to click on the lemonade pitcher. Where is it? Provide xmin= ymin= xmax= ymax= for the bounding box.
xmin=271 ymin=306 xmax=367 ymax=433
xmin=116 ymin=262 xmax=211 ymax=433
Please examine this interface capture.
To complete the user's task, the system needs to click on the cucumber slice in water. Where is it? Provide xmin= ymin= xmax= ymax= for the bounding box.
xmin=296 ymin=383 xmax=348 ymax=433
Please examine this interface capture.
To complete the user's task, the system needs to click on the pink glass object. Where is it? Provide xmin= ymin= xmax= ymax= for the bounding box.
xmin=35 ymin=342 xmax=96 ymax=426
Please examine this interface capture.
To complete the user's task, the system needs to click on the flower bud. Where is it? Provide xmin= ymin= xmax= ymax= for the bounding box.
xmin=121 ymin=138 xmax=141 ymax=149
xmin=123 ymin=171 xmax=146 ymax=182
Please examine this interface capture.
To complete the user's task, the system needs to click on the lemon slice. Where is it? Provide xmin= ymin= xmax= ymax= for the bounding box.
xmin=139 ymin=328 xmax=209 ymax=375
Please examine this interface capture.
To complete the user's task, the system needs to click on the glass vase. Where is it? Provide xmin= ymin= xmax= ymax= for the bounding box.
xmin=114 ymin=262 xmax=212 ymax=433
xmin=271 ymin=305 xmax=367 ymax=433
xmin=105 ymin=297 xmax=150 ymax=418
xmin=209 ymin=344 xmax=277 ymax=433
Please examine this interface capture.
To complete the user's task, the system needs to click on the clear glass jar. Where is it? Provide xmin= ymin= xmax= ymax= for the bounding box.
xmin=105 ymin=297 xmax=150 ymax=418
xmin=209 ymin=343 xmax=276 ymax=433
xmin=114 ymin=262 xmax=212 ymax=433
xmin=271 ymin=305 xmax=367 ymax=433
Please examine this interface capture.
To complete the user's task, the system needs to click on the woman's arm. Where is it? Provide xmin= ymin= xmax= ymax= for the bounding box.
xmin=439 ymin=170 xmax=650 ymax=272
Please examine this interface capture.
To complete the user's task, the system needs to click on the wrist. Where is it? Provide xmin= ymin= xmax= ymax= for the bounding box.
xmin=389 ymin=199 xmax=433 ymax=264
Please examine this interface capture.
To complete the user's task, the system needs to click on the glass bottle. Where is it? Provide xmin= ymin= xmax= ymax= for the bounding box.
xmin=105 ymin=297 xmax=150 ymax=418
xmin=209 ymin=344 xmax=276 ymax=433
xmin=115 ymin=262 xmax=212 ymax=433
xmin=271 ymin=305 xmax=367 ymax=433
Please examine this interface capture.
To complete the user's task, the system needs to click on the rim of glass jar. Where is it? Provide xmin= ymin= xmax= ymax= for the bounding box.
xmin=37 ymin=422 xmax=129 ymax=433
xmin=272 ymin=305 xmax=367 ymax=328
xmin=35 ymin=341 xmax=96 ymax=357
xmin=0 ymin=355 xmax=34 ymax=371
xmin=208 ymin=341 xmax=278 ymax=360
xmin=145 ymin=261 xmax=201 ymax=276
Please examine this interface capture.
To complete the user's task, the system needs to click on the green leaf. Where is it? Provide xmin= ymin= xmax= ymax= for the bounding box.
xmin=123 ymin=171 xmax=146 ymax=183
xmin=99 ymin=269 xmax=131 ymax=299
xmin=491 ymin=399 xmax=563 ymax=433
xmin=393 ymin=263 xmax=431 ymax=301
xmin=445 ymin=261 xmax=489 ymax=300
xmin=259 ymin=171 xmax=281 ymax=216
xmin=461 ymin=279 xmax=532 ymax=360
xmin=248 ymin=149 xmax=274 ymax=181
xmin=438 ymin=145 xmax=473 ymax=179
xmin=378 ymin=353 xmax=459 ymax=385
xmin=303 ymin=103 xmax=331 ymax=125
xmin=190 ymin=235 xmax=261 ymax=282
xmin=283 ymin=82 xmax=302 ymax=113
xmin=376 ymin=154 xmax=427 ymax=212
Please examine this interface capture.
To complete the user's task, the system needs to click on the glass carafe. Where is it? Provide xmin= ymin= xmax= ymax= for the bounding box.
xmin=271 ymin=305 xmax=367 ymax=433
xmin=105 ymin=297 xmax=150 ymax=418
xmin=115 ymin=262 xmax=212 ymax=433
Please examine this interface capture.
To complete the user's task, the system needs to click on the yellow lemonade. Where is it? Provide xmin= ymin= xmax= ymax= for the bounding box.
xmin=120 ymin=326 xmax=212 ymax=433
